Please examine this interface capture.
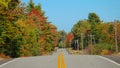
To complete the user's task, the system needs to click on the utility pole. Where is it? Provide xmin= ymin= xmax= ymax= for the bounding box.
xmin=77 ymin=39 xmax=79 ymax=50
xmin=81 ymin=33 xmax=84 ymax=51
xmin=93 ymin=35 xmax=96 ymax=45
xmin=88 ymin=34 xmax=94 ymax=55
xmin=114 ymin=20 xmax=118 ymax=53
xmin=90 ymin=34 xmax=93 ymax=55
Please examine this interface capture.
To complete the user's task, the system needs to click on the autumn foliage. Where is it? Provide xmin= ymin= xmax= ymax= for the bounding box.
xmin=71 ymin=13 xmax=120 ymax=55
xmin=0 ymin=0 xmax=58 ymax=58
xmin=66 ymin=33 xmax=74 ymax=47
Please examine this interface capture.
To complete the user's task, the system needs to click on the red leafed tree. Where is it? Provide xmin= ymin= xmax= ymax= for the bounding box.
xmin=27 ymin=9 xmax=47 ymax=30
xmin=66 ymin=33 xmax=74 ymax=47
xmin=27 ymin=9 xmax=46 ymax=22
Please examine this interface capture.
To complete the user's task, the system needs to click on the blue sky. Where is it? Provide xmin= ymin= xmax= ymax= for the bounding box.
xmin=21 ymin=0 xmax=120 ymax=32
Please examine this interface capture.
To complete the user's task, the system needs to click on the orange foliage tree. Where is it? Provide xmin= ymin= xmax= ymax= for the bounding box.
xmin=66 ymin=33 xmax=74 ymax=47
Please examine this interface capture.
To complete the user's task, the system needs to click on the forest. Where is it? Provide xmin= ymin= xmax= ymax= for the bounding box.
xmin=0 ymin=0 xmax=58 ymax=58
xmin=0 ymin=0 xmax=120 ymax=58
xmin=71 ymin=13 xmax=120 ymax=55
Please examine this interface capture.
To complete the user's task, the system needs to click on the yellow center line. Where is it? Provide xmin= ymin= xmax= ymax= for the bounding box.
xmin=61 ymin=54 xmax=66 ymax=68
xmin=58 ymin=54 xmax=61 ymax=68
xmin=57 ymin=50 xmax=66 ymax=68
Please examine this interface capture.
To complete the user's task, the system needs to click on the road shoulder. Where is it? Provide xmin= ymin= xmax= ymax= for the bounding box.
xmin=99 ymin=56 xmax=120 ymax=66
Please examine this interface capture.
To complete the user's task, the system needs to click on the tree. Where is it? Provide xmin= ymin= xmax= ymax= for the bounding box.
xmin=0 ymin=0 xmax=58 ymax=57
xmin=88 ymin=12 xmax=101 ymax=43
xmin=8 ymin=0 xmax=20 ymax=9
xmin=71 ymin=20 xmax=91 ymax=49
xmin=58 ymin=30 xmax=67 ymax=48
xmin=88 ymin=12 xmax=101 ymax=25
xmin=66 ymin=33 xmax=74 ymax=47
xmin=72 ymin=20 xmax=91 ymax=38
xmin=27 ymin=0 xmax=35 ymax=12
xmin=0 ymin=0 xmax=11 ymax=9
xmin=0 ymin=0 xmax=23 ymax=57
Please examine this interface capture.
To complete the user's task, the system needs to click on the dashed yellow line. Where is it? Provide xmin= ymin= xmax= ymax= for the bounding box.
xmin=57 ymin=53 xmax=66 ymax=68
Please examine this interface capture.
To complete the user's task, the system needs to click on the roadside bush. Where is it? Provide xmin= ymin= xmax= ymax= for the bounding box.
xmin=93 ymin=43 xmax=113 ymax=55
xmin=101 ymin=49 xmax=112 ymax=55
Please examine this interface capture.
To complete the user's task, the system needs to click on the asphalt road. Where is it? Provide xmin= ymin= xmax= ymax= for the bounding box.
xmin=0 ymin=59 xmax=13 ymax=65
xmin=65 ymin=55 xmax=120 ymax=68
xmin=103 ymin=55 xmax=120 ymax=64
xmin=0 ymin=49 xmax=120 ymax=68
xmin=53 ymin=48 xmax=69 ymax=56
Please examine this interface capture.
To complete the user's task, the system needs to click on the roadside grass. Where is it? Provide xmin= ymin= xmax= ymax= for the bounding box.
xmin=0 ymin=53 xmax=10 ymax=60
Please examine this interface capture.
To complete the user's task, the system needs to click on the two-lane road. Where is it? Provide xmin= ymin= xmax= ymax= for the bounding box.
xmin=65 ymin=55 xmax=120 ymax=68
xmin=0 ymin=48 xmax=120 ymax=68
xmin=0 ymin=56 xmax=57 ymax=68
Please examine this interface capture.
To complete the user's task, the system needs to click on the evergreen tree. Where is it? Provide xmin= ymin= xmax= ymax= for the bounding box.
xmin=88 ymin=12 xmax=101 ymax=43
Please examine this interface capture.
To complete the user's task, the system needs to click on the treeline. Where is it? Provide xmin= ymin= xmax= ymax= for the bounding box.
xmin=57 ymin=30 xmax=74 ymax=48
xmin=0 ymin=0 xmax=58 ymax=58
xmin=71 ymin=13 xmax=120 ymax=55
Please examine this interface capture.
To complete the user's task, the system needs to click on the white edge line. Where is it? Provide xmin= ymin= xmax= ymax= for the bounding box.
xmin=98 ymin=56 xmax=120 ymax=66
xmin=0 ymin=58 xmax=20 ymax=67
